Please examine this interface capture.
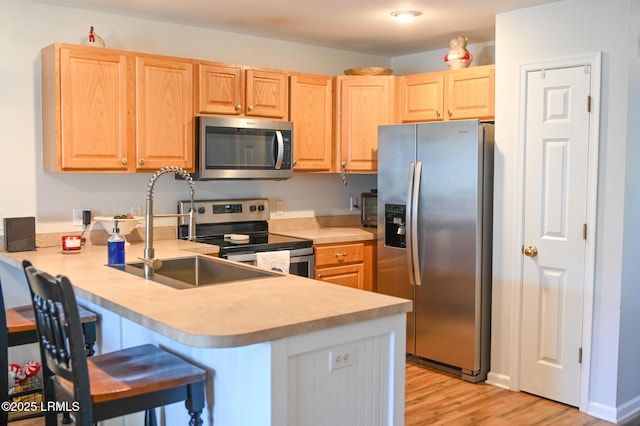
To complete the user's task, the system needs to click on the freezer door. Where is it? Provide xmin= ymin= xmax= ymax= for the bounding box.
xmin=377 ymin=124 xmax=417 ymax=355
xmin=414 ymin=120 xmax=485 ymax=372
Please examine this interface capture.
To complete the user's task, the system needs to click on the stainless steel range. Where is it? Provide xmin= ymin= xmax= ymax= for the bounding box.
xmin=177 ymin=198 xmax=314 ymax=277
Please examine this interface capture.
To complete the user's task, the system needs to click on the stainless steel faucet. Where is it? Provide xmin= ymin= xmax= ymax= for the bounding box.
xmin=142 ymin=166 xmax=196 ymax=277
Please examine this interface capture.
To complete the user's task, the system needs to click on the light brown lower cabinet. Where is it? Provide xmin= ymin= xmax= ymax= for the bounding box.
xmin=314 ymin=240 xmax=376 ymax=291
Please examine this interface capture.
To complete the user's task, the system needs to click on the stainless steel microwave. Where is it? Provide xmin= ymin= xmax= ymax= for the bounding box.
xmin=196 ymin=116 xmax=293 ymax=180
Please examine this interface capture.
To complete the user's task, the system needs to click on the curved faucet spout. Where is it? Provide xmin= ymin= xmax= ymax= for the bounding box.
xmin=143 ymin=166 xmax=196 ymax=278
xmin=147 ymin=166 xmax=196 ymax=200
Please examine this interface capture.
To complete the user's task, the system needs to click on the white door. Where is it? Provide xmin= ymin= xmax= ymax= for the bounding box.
xmin=520 ymin=65 xmax=591 ymax=407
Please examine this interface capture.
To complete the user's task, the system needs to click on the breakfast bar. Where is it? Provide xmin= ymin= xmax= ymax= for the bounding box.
xmin=0 ymin=240 xmax=411 ymax=425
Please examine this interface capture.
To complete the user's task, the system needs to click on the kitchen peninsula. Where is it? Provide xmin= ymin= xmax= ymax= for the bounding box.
xmin=0 ymin=239 xmax=411 ymax=426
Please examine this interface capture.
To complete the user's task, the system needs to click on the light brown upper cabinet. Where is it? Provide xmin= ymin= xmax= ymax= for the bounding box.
xmin=41 ymin=43 xmax=195 ymax=172
xmin=42 ymin=44 xmax=130 ymax=171
xmin=198 ymin=62 xmax=289 ymax=119
xmin=289 ymin=73 xmax=334 ymax=172
xmin=335 ymin=75 xmax=397 ymax=173
xmin=398 ymin=65 xmax=495 ymax=123
xmin=135 ymin=55 xmax=195 ymax=171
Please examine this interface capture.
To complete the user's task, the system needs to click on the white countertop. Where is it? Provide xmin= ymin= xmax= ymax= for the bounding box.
xmin=0 ymin=238 xmax=409 ymax=348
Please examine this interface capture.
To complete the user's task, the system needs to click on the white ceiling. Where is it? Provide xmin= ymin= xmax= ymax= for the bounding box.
xmin=32 ymin=0 xmax=562 ymax=56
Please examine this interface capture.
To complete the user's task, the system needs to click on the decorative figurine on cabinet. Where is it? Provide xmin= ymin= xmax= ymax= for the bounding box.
xmin=444 ymin=35 xmax=473 ymax=69
xmin=84 ymin=26 xmax=106 ymax=47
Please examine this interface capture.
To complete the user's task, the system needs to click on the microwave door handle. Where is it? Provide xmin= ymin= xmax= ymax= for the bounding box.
xmin=274 ymin=131 xmax=284 ymax=170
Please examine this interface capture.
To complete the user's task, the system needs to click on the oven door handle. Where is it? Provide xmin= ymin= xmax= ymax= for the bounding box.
xmin=225 ymin=251 xmax=312 ymax=263
xmin=225 ymin=252 xmax=257 ymax=263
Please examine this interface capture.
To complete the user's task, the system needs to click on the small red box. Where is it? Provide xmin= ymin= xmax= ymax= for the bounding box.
xmin=61 ymin=235 xmax=82 ymax=251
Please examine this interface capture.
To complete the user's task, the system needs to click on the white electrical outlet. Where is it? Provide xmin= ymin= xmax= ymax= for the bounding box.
xmin=130 ymin=205 xmax=143 ymax=217
xmin=350 ymin=196 xmax=360 ymax=211
xmin=72 ymin=209 xmax=85 ymax=227
xmin=0 ymin=209 xmax=3 ymax=237
xmin=328 ymin=348 xmax=354 ymax=371
xmin=275 ymin=200 xmax=285 ymax=215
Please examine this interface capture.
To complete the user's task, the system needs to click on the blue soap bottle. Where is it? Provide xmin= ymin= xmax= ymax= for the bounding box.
xmin=107 ymin=223 xmax=125 ymax=265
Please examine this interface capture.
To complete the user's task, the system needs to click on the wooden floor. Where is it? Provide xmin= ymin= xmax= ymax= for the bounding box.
xmin=405 ymin=362 xmax=612 ymax=426
xmin=11 ymin=362 xmax=613 ymax=425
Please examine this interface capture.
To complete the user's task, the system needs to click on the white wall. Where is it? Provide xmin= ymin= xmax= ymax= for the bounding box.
xmin=392 ymin=41 xmax=495 ymax=75
xmin=0 ymin=0 xmax=385 ymax=235
xmin=618 ymin=0 xmax=640 ymax=410
xmin=493 ymin=0 xmax=638 ymax=422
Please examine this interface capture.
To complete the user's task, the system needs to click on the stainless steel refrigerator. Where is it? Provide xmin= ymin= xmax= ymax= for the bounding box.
xmin=376 ymin=119 xmax=493 ymax=383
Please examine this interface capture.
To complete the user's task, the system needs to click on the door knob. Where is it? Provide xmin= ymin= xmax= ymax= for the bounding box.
xmin=524 ymin=245 xmax=538 ymax=257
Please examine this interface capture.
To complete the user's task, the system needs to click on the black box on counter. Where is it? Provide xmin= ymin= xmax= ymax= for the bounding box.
xmin=3 ymin=217 xmax=36 ymax=252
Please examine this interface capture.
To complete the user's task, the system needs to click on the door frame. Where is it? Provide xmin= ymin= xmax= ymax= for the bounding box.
xmin=510 ymin=53 xmax=601 ymax=411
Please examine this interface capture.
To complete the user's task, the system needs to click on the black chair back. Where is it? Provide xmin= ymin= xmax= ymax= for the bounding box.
xmin=0 ymin=276 xmax=8 ymax=425
xmin=23 ymin=264 xmax=93 ymax=424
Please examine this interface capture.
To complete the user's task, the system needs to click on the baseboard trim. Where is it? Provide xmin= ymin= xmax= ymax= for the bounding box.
xmin=485 ymin=371 xmax=511 ymax=390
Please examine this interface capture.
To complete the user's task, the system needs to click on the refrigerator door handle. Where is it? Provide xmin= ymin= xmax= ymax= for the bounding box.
xmin=406 ymin=162 xmax=416 ymax=286
xmin=411 ymin=161 xmax=422 ymax=286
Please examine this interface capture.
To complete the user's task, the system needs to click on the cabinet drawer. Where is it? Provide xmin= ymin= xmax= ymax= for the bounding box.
xmin=314 ymin=243 xmax=364 ymax=267
xmin=315 ymin=264 xmax=364 ymax=290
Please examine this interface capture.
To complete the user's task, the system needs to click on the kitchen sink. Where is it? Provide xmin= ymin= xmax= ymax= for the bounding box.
xmin=109 ymin=255 xmax=279 ymax=290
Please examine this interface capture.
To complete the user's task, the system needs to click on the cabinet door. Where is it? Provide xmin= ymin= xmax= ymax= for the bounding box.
xmin=315 ymin=264 xmax=365 ymax=290
xmin=446 ymin=65 xmax=495 ymax=120
xmin=337 ymin=76 xmax=396 ymax=172
xmin=48 ymin=46 xmax=130 ymax=171
xmin=197 ymin=63 xmax=244 ymax=115
xmin=399 ymin=73 xmax=445 ymax=122
xmin=245 ymin=68 xmax=289 ymax=119
xmin=136 ymin=55 xmax=195 ymax=171
xmin=290 ymin=73 xmax=333 ymax=172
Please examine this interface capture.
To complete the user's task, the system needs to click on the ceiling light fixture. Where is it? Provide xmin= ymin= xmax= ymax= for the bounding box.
xmin=390 ymin=10 xmax=422 ymax=23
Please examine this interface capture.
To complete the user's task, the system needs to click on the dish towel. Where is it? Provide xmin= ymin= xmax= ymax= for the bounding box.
xmin=256 ymin=250 xmax=290 ymax=274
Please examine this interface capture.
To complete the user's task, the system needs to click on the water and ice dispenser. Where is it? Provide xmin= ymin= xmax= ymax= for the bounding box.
xmin=384 ymin=204 xmax=406 ymax=249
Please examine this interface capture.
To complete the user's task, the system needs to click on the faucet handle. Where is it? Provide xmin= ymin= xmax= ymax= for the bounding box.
xmin=138 ymin=256 xmax=163 ymax=272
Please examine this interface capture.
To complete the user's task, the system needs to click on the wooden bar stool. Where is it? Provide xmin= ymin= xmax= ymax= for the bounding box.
xmin=1 ymin=261 xmax=97 ymax=423
xmin=7 ymin=304 xmax=97 ymax=355
xmin=23 ymin=263 xmax=206 ymax=426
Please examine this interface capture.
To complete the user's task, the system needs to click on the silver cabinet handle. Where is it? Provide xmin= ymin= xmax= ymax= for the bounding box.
xmin=334 ymin=252 xmax=347 ymax=258
xmin=121 ymin=158 xmax=128 ymax=165
xmin=139 ymin=158 xmax=145 ymax=165
xmin=235 ymin=104 xmax=242 ymax=111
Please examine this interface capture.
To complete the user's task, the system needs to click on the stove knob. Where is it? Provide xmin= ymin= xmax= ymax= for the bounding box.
xmin=197 ymin=207 xmax=206 ymax=214
xmin=258 ymin=205 xmax=265 ymax=211
xmin=250 ymin=205 xmax=257 ymax=212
